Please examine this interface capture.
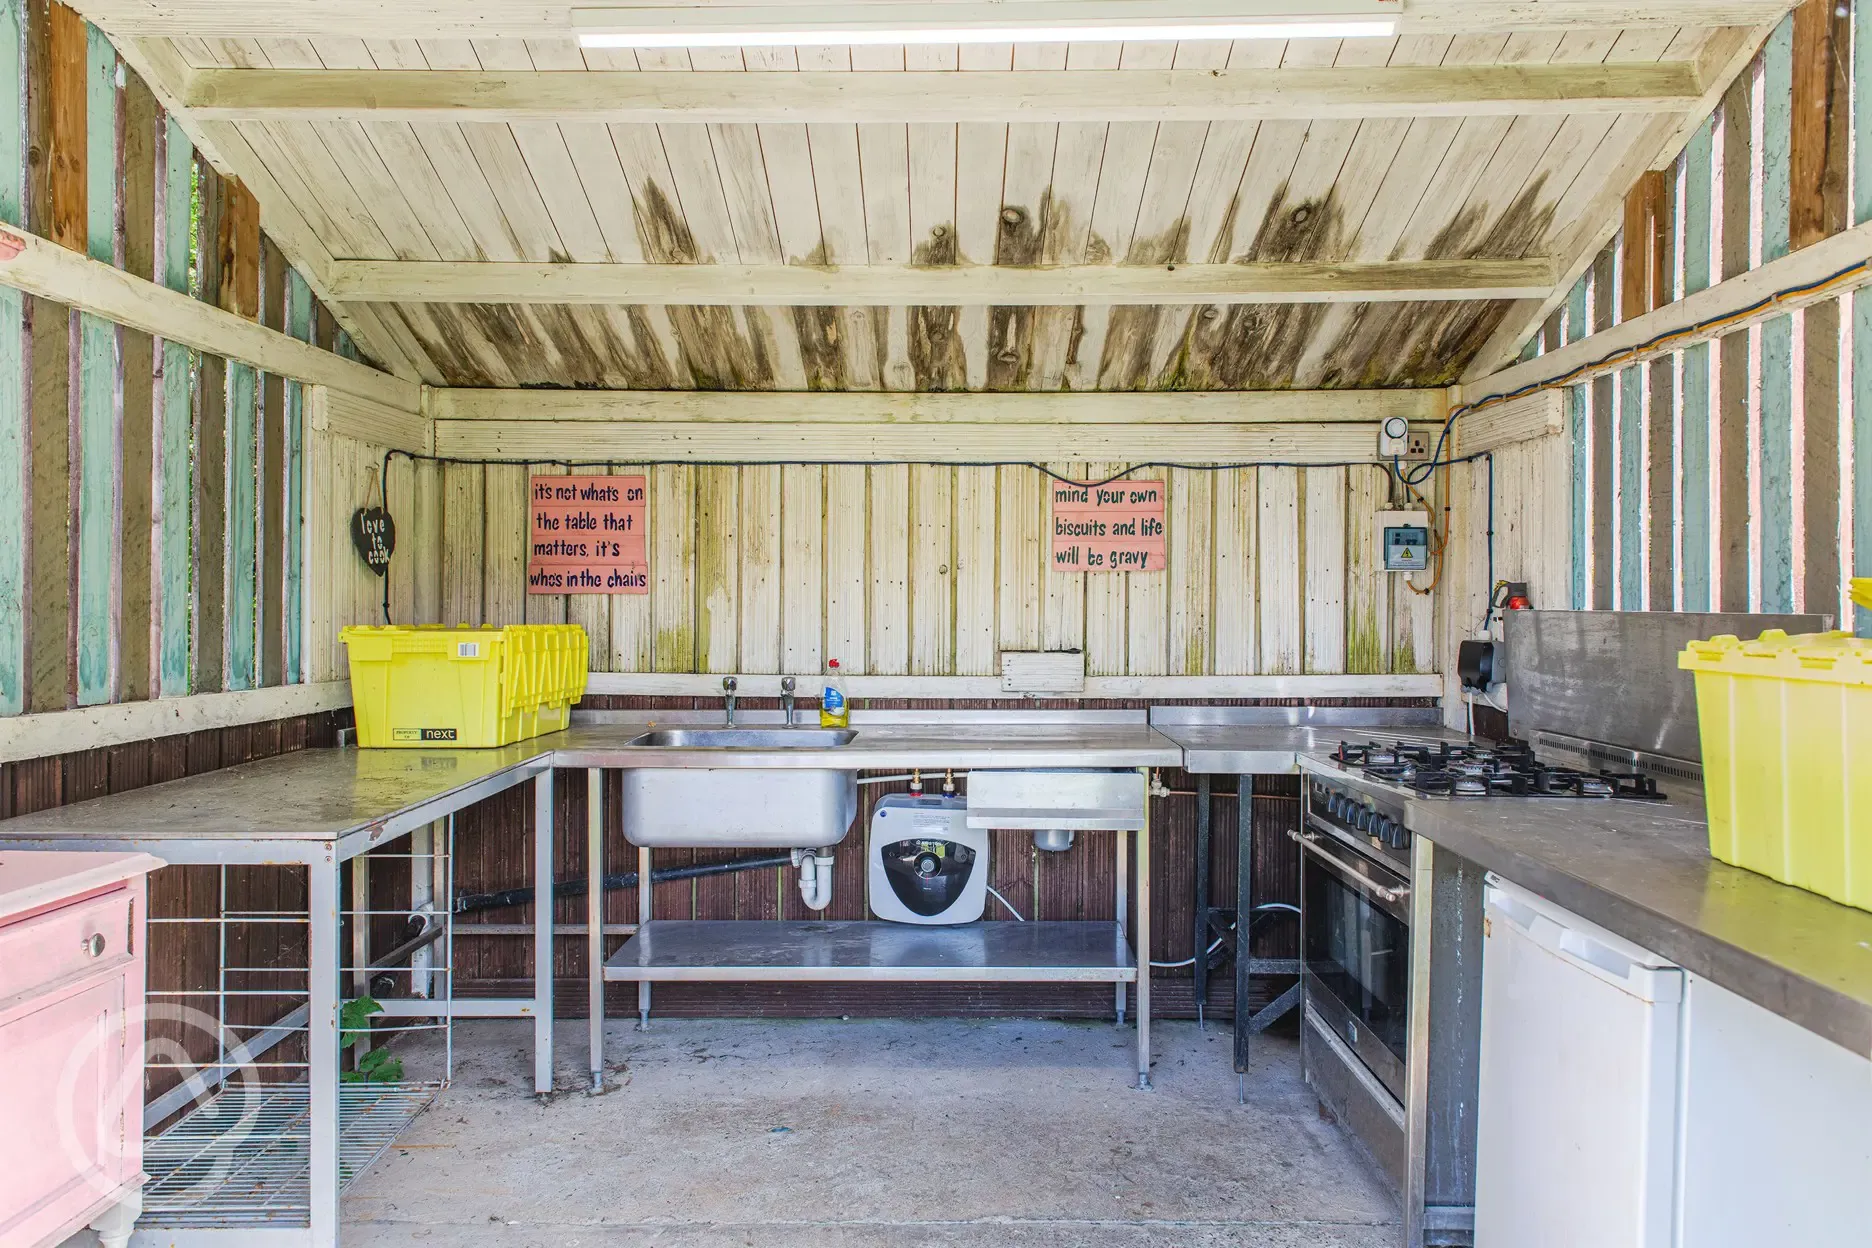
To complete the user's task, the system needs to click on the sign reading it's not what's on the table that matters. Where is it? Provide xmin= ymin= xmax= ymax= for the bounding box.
xmin=528 ymin=474 xmax=649 ymax=594
xmin=1051 ymin=479 xmax=1166 ymax=573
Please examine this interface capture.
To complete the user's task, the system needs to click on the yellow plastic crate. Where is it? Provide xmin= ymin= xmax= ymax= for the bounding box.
xmin=1855 ymin=578 xmax=1872 ymax=611
xmin=1679 ymin=630 xmax=1872 ymax=912
xmin=340 ymin=624 xmax=589 ymax=748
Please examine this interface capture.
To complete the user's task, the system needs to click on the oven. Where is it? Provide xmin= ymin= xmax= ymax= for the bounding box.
xmin=1298 ymin=776 xmax=1414 ymax=1104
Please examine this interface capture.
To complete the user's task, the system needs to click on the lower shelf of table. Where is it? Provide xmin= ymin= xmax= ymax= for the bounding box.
xmin=140 ymin=1080 xmax=441 ymax=1230
xmin=604 ymin=919 xmax=1138 ymax=983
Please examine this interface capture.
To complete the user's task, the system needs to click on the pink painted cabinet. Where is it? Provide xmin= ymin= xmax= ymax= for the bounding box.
xmin=0 ymin=851 xmax=162 ymax=1248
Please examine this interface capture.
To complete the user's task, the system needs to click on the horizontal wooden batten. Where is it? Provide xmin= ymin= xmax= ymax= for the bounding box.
xmin=0 ymin=683 xmax=352 ymax=763
xmin=326 ymin=257 xmax=1558 ymax=307
xmin=1469 ymin=216 xmax=1872 ymax=403
xmin=584 ymin=673 xmax=1444 ymax=699
xmin=0 ymin=224 xmax=419 ymax=410
xmin=182 ymin=64 xmax=1707 ymax=125
xmin=312 ymin=387 xmax=433 ymax=455
xmin=432 ymin=419 xmax=1433 ymax=464
xmin=68 ymin=1 xmax=1798 ymax=37
xmin=1453 ymin=392 xmax=1566 ymax=454
xmin=427 ymin=388 xmax=1446 ymax=426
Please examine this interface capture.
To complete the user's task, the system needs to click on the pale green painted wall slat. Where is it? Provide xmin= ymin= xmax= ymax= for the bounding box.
xmin=156 ymin=117 xmax=193 ymax=693
xmin=0 ymin=0 xmax=25 ymax=714
xmin=1566 ymin=274 xmax=1590 ymax=611
xmin=73 ymin=23 xmax=118 ymax=705
xmin=1618 ymin=365 xmax=1645 ymax=609
xmin=1759 ymin=16 xmax=1796 ymax=613
xmin=225 ymin=362 xmax=258 ymax=689
xmin=286 ymin=271 xmax=310 ymax=682
xmin=1680 ymin=118 xmax=1716 ymax=613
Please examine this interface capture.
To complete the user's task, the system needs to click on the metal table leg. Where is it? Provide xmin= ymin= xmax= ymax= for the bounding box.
xmin=587 ymin=768 xmax=605 ymax=1093
xmin=1136 ymin=765 xmax=1152 ymax=1091
xmin=1114 ymin=827 xmax=1128 ymax=1026
xmin=1234 ymin=774 xmax=1253 ymax=1075
xmin=1193 ymin=774 xmax=1211 ymax=1025
xmin=308 ymin=854 xmax=341 ymax=1248
xmin=533 ymin=770 xmax=555 ymax=1098
xmin=349 ymin=854 xmax=371 ymax=1062
xmin=636 ymin=845 xmax=651 ymax=1028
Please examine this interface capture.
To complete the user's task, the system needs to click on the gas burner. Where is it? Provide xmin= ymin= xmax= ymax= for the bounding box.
xmin=1337 ymin=737 xmax=1668 ymax=802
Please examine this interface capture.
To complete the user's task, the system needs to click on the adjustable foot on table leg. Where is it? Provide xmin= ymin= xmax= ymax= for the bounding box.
xmin=1135 ymin=1073 xmax=1154 ymax=1092
xmin=1238 ymin=1074 xmax=1246 ymax=1106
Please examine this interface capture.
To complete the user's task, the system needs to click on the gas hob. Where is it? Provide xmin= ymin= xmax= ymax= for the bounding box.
xmin=1330 ymin=738 xmax=1667 ymax=802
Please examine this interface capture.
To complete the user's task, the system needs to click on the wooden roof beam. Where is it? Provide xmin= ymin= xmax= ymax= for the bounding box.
xmin=328 ymin=258 xmax=1558 ymax=306
xmin=181 ymin=63 xmax=1710 ymax=125
xmin=67 ymin=0 xmax=1796 ymax=39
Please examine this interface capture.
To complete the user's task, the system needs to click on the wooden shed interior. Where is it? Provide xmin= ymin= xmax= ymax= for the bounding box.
xmin=0 ymin=1 xmax=1869 ymax=1239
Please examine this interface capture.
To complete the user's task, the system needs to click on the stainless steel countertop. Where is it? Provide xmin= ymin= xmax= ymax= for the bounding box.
xmin=552 ymin=718 xmax=1182 ymax=771
xmin=1162 ymin=724 xmax=1472 ymax=774
xmin=1298 ymin=753 xmax=1872 ymax=1060
xmin=0 ymin=717 xmax=1180 ymax=853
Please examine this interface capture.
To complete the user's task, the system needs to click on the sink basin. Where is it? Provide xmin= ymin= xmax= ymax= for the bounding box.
xmin=626 ymin=728 xmax=857 ymax=749
xmin=619 ymin=726 xmax=859 ymax=849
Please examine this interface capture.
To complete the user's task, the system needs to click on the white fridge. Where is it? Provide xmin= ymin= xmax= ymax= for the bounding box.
xmin=1474 ymin=876 xmax=1872 ymax=1248
xmin=1474 ymin=878 xmax=1684 ymax=1247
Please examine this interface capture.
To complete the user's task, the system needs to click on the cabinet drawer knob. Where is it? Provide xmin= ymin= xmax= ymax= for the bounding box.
xmin=81 ymin=933 xmax=107 ymax=958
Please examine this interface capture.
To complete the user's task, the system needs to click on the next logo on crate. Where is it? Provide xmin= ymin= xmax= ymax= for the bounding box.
xmin=394 ymin=728 xmax=459 ymax=742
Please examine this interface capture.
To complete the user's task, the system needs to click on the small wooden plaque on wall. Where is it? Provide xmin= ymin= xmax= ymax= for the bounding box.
xmin=1050 ymin=479 xmax=1166 ymax=573
xmin=528 ymin=474 xmax=649 ymax=594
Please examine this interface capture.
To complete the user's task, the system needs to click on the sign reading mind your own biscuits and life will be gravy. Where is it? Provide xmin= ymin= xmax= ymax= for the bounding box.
xmin=528 ymin=475 xmax=650 ymax=594
xmin=1052 ymin=480 xmax=1166 ymax=573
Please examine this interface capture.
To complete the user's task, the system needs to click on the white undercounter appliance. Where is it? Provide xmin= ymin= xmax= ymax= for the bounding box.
xmin=1474 ymin=876 xmax=1871 ymax=1248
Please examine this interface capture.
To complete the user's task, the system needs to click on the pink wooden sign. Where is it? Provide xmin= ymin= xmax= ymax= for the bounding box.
xmin=528 ymin=475 xmax=649 ymax=595
xmin=1051 ymin=479 xmax=1167 ymax=573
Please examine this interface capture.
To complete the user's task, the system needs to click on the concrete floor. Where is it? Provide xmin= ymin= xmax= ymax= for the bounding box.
xmin=337 ymin=1015 xmax=1400 ymax=1247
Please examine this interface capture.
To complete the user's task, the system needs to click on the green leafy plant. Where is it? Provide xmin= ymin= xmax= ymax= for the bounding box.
xmin=339 ymin=996 xmax=405 ymax=1084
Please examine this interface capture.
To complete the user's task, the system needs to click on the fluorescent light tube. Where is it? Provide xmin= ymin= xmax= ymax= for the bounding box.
xmin=573 ymin=5 xmax=1400 ymax=49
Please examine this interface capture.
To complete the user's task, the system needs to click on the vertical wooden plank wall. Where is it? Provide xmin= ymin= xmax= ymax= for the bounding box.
xmin=0 ymin=0 xmax=24 ymax=715
xmin=1546 ymin=0 xmax=1865 ymax=630
xmin=0 ymin=5 xmax=384 ymax=719
xmin=435 ymin=463 xmax=1431 ymax=679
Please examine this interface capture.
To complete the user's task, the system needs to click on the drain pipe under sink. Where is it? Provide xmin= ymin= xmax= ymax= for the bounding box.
xmin=791 ymin=848 xmax=835 ymax=910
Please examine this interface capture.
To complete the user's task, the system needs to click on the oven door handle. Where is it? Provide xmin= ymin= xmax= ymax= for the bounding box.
xmin=1288 ymin=829 xmax=1411 ymax=904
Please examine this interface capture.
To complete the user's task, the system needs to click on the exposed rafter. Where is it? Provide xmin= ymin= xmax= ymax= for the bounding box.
xmin=180 ymin=63 xmax=1708 ymax=125
xmin=66 ymin=0 xmax=1797 ymax=39
xmin=327 ymin=257 xmax=1557 ymax=307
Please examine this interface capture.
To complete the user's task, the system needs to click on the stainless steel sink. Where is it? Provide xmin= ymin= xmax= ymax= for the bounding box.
xmin=619 ymin=726 xmax=859 ymax=848
xmin=626 ymin=728 xmax=856 ymax=749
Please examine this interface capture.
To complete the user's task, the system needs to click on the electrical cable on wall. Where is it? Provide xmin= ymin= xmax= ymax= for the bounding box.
xmin=370 ymin=446 xmax=1497 ymax=627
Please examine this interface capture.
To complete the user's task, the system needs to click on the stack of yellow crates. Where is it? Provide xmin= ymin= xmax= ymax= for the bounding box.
xmin=1680 ymin=611 xmax=1871 ymax=913
xmin=341 ymin=624 xmax=589 ymax=748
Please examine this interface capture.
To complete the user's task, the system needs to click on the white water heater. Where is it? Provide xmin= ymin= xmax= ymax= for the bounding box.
xmin=867 ymin=794 xmax=989 ymax=925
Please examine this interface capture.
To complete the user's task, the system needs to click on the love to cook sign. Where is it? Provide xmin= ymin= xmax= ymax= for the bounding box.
xmin=1051 ymin=479 xmax=1166 ymax=573
xmin=528 ymin=475 xmax=649 ymax=594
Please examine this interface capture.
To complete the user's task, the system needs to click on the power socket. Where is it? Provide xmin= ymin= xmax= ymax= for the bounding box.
xmin=1378 ymin=417 xmax=1433 ymax=462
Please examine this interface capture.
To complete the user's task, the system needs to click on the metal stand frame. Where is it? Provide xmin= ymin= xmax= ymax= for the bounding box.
xmin=585 ymin=765 xmax=1155 ymax=1092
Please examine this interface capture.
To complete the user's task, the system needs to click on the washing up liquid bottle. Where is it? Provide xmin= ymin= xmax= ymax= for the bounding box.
xmin=820 ymin=658 xmax=850 ymax=728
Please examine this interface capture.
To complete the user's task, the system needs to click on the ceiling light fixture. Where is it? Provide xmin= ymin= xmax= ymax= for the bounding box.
xmin=572 ymin=3 xmax=1401 ymax=49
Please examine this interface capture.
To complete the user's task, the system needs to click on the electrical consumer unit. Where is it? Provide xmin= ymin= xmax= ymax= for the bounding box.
xmin=1375 ymin=510 xmax=1432 ymax=573
xmin=867 ymin=795 xmax=989 ymax=925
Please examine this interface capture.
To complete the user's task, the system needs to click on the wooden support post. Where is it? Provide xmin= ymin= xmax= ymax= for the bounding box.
xmin=120 ymin=71 xmax=156 ymax=699
xmin=1680 ymin=118 xmax=1716 ymax=612
xmin=194 ymin=162 xmax=225 ymax=692
xmin=72 ymin=20 xmax=119 ymax=707
xmin=1565 ymin=274 xmax=1590 ymax=610
xmin=259 ymin=238 xmax=286 ymax=686
xmin=1791 ymin=0 xmax=1851 ymax=618
xmin=1589 ymin=246 xmax=1616 ymax=611
xmin=1644 ymin=170 xmax=1676 ymax=611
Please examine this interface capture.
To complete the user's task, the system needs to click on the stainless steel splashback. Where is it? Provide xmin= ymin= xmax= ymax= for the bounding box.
xmin=1505 ymin=611 xmax=1829 ymax=762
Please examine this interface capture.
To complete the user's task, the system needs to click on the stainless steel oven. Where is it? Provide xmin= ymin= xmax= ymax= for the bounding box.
xmin=1298 ymin=775 xmax=1415 ymax=1103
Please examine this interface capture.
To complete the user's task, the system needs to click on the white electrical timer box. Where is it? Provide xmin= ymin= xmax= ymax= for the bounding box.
xmin=1376 ymin=510 xmax=1431 ymax=572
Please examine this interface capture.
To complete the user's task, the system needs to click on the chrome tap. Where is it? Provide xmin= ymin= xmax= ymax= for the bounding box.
xmin=722 ymin=676 xmax=738 ymax=726
xmin=780 ymin=676 xmax=797 ymax=726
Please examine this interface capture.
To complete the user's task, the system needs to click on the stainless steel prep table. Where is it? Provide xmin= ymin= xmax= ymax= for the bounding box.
xmin=563 ymin=711 xmax=1182 ymax=1094
xmin=0 ymin=712 xmax=1183 ymax=1245
xmin=0 ymin=742 xmax=558 ymax=1248
xmin=1294 ymin=755 xmax=1872 ymax=1061
xmin=1148 ymin=709 xmax=1470 ymax=1075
